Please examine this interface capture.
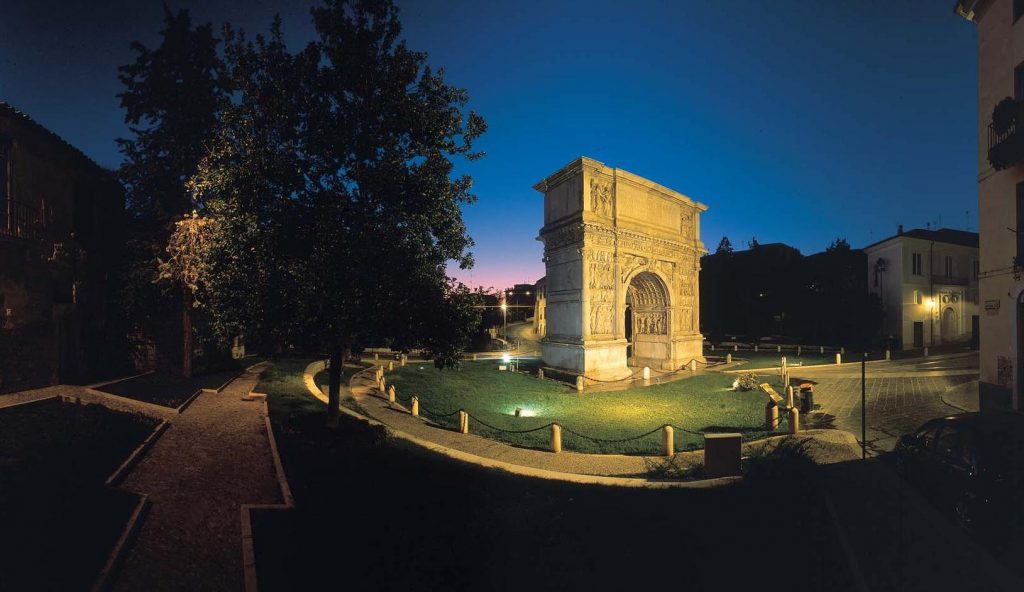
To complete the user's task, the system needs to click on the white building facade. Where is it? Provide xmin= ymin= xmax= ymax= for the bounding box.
xmin=958 ymin=0 xmax=1024 ymax=410
xmin=866 ymin=227 xmax=980 ymax=351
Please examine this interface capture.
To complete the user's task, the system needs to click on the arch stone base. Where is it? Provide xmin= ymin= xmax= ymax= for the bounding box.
xmin=534 ymin=157 xmax=708 ymax=379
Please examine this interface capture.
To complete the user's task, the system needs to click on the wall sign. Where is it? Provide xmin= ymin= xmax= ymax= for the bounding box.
xmin=985 ymin=299 xmax=1001 ymax=315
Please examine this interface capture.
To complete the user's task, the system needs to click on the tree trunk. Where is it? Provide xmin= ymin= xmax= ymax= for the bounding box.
xmin=326 ymin=347 xmax=343 ymax=428
xmin=182 ymin=295 xmax=193 ymax=379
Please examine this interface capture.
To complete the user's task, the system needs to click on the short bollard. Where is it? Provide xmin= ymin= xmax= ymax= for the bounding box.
xmin=835 ymin=353 xmax=842 ymax=365
xmin=786 ymin=386 xmax=795 ymax=409
xmin=754 ymin=345 xmax=758 ymax=352
xmin=777 ymin=345 xmax=782 ymax=353
xmin=537 ymin=368 xmax=544 ymax=380
xmin=576 ymin=375 xmax=584 ymax=393
xmin=388 ymin=361 xmax=394 ymax=372
xmin=400 ymin=355 xmax=406 ymax=367
xmin=458 ymin=410 xmax=469 ymax=434
xmin=841 ymin=347 xmax=845 ymax=355
xmin=711 ymin=344 xmax=715 ymax=351
xmin=378 ymin=378 xmax=386 ymax=392
xmin=374 ymin=353 xmax=379 ymax=361
xmin=663 ymin=425 xmax=674 ymax=457
xmin=788 ymin=407 xmax=800 ymax=434
xmin=924 ymin=346 xmax=929 ymax=357
xmin=726 ymin=353 xmax=732 ymax=364
xmin=733 ymin=344 xmax=738 ymax=352
xmin=689 ymin=359 xmax=697 ymax=372
xmin=885 ymin=349 xmax=891 ymax=361
xmin=765 ymin=400 xmax=779 ymax=430
xmin=472 ymin=353 xmax=477 ymax=361
xmin=387 ymin=385 xmax=396 ymax=403
xmin=411 ymin=396 xmax=419 ymax=417
xmin=643 ymin=366 xmax=651 ymax=383
xmin=797 ymin=346 xmax=802 ymax=356
xmin=819 ymin=346 xmax=824 ymax=354
xmin=551 ymin=424 xmax=562 ymax=453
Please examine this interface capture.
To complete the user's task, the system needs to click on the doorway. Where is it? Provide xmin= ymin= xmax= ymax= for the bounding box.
xmin=913 ymin=322 xmax=924 ymax=349
xmin=941 ymin=307 xmax=958 ymax=343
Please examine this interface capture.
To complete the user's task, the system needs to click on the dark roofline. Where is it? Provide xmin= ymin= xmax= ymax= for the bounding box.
xmin=0 ymin=101 xmax=110 ymax=175
xmin=863 ymin=227 xmax=979 ymax=251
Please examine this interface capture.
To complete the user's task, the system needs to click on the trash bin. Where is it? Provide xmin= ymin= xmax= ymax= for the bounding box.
xmin=799 ymin=383 xmax=814 ymax=413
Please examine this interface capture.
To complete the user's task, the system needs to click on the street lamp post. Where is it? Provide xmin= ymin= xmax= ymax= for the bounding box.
xmin=501 ymin=300 xmax=507 ymax=343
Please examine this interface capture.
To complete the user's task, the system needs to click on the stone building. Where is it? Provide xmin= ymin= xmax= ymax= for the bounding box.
xmin=865 ymin=226 xmax=980 ymax=350
xmin=532 ymin=276 xmax=547 ymax=338
xmin=0 ymin=102 xmax=125 ymax=392
xmin=534 ymin=157 xmax=706 ymax=379
xmin=957 ymin=0 xmax=1024 ymax=410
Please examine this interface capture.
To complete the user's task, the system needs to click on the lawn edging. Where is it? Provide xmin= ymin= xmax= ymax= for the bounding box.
xmin=241 ymin=393 xmax=296 ymax=592
xmin=301 ymin=359 xmax=742 ymax=490
xmin=104 ymin=420 xmax=171 ymax=487
xmin=88 ymin=493 xmax=150 ymax=592
xmin=78 ymin=389 xmax=178 ymax=420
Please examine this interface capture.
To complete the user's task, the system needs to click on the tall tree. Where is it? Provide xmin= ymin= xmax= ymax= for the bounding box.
xmin=118 ymin=7 xmax=223 ymax=377
xmin=186 ymin=0 xmax=485 ymax=427
xmin=307 ymin=0 xmax=485 ymax=426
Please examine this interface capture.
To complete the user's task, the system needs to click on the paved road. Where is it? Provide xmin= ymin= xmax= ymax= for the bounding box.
xmin=791 ymin=352 xmax=979 ymax=455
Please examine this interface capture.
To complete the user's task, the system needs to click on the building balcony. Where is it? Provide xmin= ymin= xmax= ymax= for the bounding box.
xmin=932 ymin=274 xmax=970 ymax=287
xmin=988 ymin=99 xmax=1024 ymax=170
xmin=0 ymin=201 xmax=41 ymax=241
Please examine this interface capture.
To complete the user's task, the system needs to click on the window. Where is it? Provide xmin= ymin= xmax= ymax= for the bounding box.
xmin=1016 ymin=61 xmax=1024 ymax=99
xmin=912 ymin=252 xmax=923 ymax=275
xmin=914 ymin=290 xmax=923 ymax=305
xmin=0 ymin=138 xmax=8 ymax=230
xmin=945 ymin=255 xmax=954 ymax=278
xmin=1018 ymin=182 xmax=1024 ymax=264
xmin=1016 ymin=0 xmax=1024 ymax=24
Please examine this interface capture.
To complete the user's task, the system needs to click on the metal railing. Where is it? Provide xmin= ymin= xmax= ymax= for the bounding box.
xmin=988 ymin=115 xmax=1024 ymax=170
xmin=0 ymin=200 xmax=41 ymax=240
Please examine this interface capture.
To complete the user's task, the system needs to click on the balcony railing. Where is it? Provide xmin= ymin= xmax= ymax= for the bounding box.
xmin=988 ymin=100 xmax=1024 ymax=170
xmin=0 ymin=200 xmax=41 ymax=240
xmin=932 ymin=274 xmax=970 ymax=287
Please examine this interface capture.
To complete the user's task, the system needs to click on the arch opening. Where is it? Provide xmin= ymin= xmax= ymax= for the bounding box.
xmin=626 ymin=271 xmax=671 ymax=368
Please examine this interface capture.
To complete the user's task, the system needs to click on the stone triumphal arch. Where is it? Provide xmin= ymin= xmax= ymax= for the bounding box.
xmin=535 ymin=157 xmax=707 ymax=380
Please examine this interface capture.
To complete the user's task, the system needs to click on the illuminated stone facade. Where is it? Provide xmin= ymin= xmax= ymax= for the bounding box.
xmin=534 ymin=157 xmax=707 ymax=379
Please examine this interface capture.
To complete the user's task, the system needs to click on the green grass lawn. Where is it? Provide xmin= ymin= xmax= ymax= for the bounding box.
xmin=387 ymin=360 xmax=788 ymax=454
xmin=254 ymin=357 xmax=363 ymax=422
xmin=0 ymin=398 xmax=158 ymax=591
xmin=255 ymin=378 xmax=851 ymax=592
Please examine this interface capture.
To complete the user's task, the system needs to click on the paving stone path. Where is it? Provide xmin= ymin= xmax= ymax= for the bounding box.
xmin=791 ymin=356 xmax=978 ymax=455
xmin=112 ymin=364 xmax=281 ymax=592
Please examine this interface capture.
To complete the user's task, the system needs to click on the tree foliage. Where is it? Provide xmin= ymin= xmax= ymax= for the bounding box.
xmin=117 ymin=6 xmax=224 ymax=375
xmin=178 ymin=0 xmax=486 ymax=424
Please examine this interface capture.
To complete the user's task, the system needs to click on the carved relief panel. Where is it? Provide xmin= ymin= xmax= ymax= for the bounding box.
xmin=590 ymin=178 xmax=612 ymax=218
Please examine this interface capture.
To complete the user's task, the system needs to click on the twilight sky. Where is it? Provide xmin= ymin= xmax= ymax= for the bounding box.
xmin=0 ymin=0 xmax=978 ymax=291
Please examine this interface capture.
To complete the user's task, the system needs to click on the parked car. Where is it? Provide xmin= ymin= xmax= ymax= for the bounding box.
xmin=895 ymin=412 xmax=1024 ymax=541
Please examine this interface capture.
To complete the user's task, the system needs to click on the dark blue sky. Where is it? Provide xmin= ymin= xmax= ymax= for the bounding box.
xmin=0 ymin=1 xmax=977 ymax=290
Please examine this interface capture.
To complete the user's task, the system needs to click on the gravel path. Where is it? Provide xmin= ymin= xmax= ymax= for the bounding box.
xmin=112 ymin=365 xmax=281 ymax=592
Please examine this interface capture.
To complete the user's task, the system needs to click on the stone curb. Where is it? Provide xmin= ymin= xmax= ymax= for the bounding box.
xmin=303 ymin=360 xmax=742 ymax=489
xmin=86 ymin=370 xmax=156 ymax=390
xmin=0 ymin=393 xmax=60 ymax=411
xmin=89 ymin=493 xmax=150 ymax=592
xmin=241 ymin=366 xmax=296 ymax=592
xmin=80 ymin=388 xmax=178 ymax=420
xmin=104 ymin=420 xmax=171 ymax=488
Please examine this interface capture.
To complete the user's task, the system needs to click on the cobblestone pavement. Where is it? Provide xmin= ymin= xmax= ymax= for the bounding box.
xmin=791 ymin=353 xmax=979 ymax=455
